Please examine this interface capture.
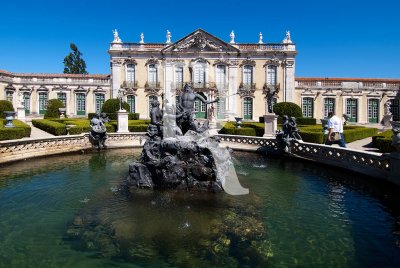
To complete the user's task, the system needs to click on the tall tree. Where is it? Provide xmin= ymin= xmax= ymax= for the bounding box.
xmin=63 ymin=43 xmax=88 ymax=74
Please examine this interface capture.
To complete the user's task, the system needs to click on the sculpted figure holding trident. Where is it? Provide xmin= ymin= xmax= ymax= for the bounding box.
xmin=177 ymin=83 xmax=218 ymax=134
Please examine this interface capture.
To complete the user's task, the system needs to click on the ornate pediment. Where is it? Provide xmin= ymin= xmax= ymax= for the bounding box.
xmin=124 ymin=58 xmax=137 ymax=65
xmin=240 ymin=58 xmax=256 ymax=67
xmin=263 ymin=58 xmax=280 ymax=67
xmin=145 ymin=57 xmax=159 ymax=66
xmin=162 ymin=29 xmax=240 ymax=53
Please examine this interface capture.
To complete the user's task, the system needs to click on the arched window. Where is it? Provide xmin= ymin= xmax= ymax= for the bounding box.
xmin=302 ymin=97 xmax=314 ymax=118
xmin=267 ymin=65 xmax=277 ymax=86
xmin=323 ymin=98 xmax=335 ymax=118
xmin=243 ymin=65 xmax=253 ymax=88
xmin=243 ymin=97 xmax=253 ymax=120
xmin=126 ymin=64 xmax=136 ymax=83
xmin=127 ymin=95 xmax=135 ymax=113
xmin=148 ymin=64 xmax=158 ymax=87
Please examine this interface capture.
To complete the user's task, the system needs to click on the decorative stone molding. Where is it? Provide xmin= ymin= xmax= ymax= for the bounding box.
xmin=5 ymin=84 xmax=16 ymax=91
xmin=263 ymin=58 xmax=280 ymax=67
xmin=145 ymin=57 xmax=159 ymax=66
xmin=111 ymin=59 xmax=123 ymax=66
xmin=124 ymin=58 xmax=137 ymax=65
xmin=213 ymin=59 xmax=230 ymax=66
xmin=240 ymin=58 xmax=256 ymax=67
xmin=300 ymin=88 xmax=316 ymax=96
xmin=37 ymin=85 xmax=49 ymax=91
xmin=341 ymin=88 xmax=363 ymax=96
xmin=190 ymin=57 xmax=210 ymax=64
xmin=237 ymin=86 xmax=256 ymax=98
xmin=321 ymin=88 xmax=336 ymax=96
xmin=52 ymin=85 xmax=69 ymax=91
xmin=263 ymin=83 xmax=280 ymax=96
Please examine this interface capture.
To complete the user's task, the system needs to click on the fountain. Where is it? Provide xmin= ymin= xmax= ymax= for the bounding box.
xmin=127 ymin=83 xmax=248 ymax=194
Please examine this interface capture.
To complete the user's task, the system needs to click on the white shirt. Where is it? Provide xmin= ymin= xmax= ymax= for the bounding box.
xmin=328 ymin=115 xmax=343 ymax=133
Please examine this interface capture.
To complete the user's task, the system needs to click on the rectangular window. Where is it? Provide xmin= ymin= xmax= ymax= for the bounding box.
xmin=391 ymin=99 xmax=400 ymax=121
xmin=346 ymin=98 xmax=358 ymax=122
xmin=6 ymin=91 xmax=13 ymax=103
xmin=126 ymin=64 xmax=135 ymax=82
xmin=323 ymin=98 xmax=335 ymax=118
xmin=216 ymin=65 xmax=226 ymax=89
xmin=243 ymin=97 xmax=253 ymax=120
xmin=38 ymin=92 xmax=48 ymax=115
xmin=95 ymin=94 xmax=105 ymax=113
xmin=23 ymin=92 xmax=30 ymax=114
xmin=243 ymin=66 xmax=253 ymax=87
xmin=76 ymin=93 xmax=86 ymax=116
xmin=302 ymin=97 xmax=313 ymax=118
xmin=148 ymin=64 xmax=157 ymax=86
xmin=175 ymin=66 xmax=183 ymax=89
xmin=267 ymin=65 xmax=277 ymax=85
xmin=368 ymin=99 xmax=379 ymax=123
xmin=57 ymin=92 xmax=67 ymax=107
xmin=217 ymin=97 xmax=226 ymax=119
xmin=194 ymin=64 xmax=205 ymax=87
xmin=127 ymin=95 xmax=135 ymax=113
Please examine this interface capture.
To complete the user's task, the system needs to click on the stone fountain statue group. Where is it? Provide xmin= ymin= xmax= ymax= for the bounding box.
xmin=126 ymin=83 xmax=248 ymax=194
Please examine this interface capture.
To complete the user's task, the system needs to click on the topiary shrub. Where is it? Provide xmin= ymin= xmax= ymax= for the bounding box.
xmin=0 ymin=100 xmax=14 ymax=119
xmin=32 ymin=119 xmax=67 ymax=135
xmin=44 ymin=99 xmax=65 ymax=119
xmin=101 ymin=99 xmax=130 ymax=114
xmin=273 ymin=102 xmax=302 ymax=118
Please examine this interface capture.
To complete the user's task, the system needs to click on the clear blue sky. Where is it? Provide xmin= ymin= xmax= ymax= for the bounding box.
xmin=0 ymin=0 xmax=399 ymax=78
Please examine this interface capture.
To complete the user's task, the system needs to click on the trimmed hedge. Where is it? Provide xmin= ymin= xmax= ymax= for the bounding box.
xmin=218 ymin=122 xmax=259 ymax=136
xmin=273 ymin=102 xmax=302 ymax=118
xmin=0 ymin=119 xmax=31 ymax=141
xmin=372 ymin=130 xmax=394 ymax=153
xmin=32 ymin=119 xmax=67 ymax=136
xmin=298 ymin=125 xmax=378 ymax=144
xmin=277 ymin=117 xmax=317 ymax=125
xmin=88 ymin=112 xmax=140 ymax=121
xmin=0 ymin=100 xmax=14 ymax=119
xmin=128 ymin=124 xmax=148 ymax=132
xmin=101 ymin=99 xmax=130 ymax=114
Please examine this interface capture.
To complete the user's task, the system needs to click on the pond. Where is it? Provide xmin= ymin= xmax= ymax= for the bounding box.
xmin=0 ymin=149 xmax=399 ymax=267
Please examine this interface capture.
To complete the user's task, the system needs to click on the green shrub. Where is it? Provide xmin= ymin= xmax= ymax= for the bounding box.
xmin=273 ymin=102 xmax=303 ymax=118
xmin=0 ymin=119 xmax=31 ymax=141
xmin=88 ymin=112 xmax=139 ymax=121
xmin=44 ymin=99 xmax=65 ymax=119
xmin=62 ymin=119 xmax=115 ymax=134
xmin=0 ymin=100 xmax=14 ymax=119
xmin=32 ymin=119 xmax=67 ymax=136
xmin=373 ymin=130 xmax=394 ymax=153
xmin=343 ymin=127 xmax=377 ymax=143
xmin=277 ymin=117 xmax=317 ymax=125
xmin=101 ymin=99 xmax=130 ymax=114
xmin=234 ymin=127 xmax=256 ymax=136
xmin=128 ymin=124 xmax=148 ymax=132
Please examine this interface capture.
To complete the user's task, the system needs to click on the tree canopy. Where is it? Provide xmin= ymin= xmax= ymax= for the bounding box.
xmin=63 ymin=43 xmax=88 ymax=74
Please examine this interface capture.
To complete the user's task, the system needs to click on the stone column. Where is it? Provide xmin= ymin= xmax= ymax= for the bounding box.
xmin=117 ymin=109 xmax=129 ymax=133
xmin=228 ymin=64 xmax=238 ymax=120
xmin=16 ymin=91 xmax=25 ymax=121
xmin=163 ymin=61 xmax=174 ymax=103
xmin=111 ymin=60 xmax=122 ymax=98
xmin=263 ymin=114 xmax=278 ymax=138
xmin=283 ymin=59 xmax=295 ymax=102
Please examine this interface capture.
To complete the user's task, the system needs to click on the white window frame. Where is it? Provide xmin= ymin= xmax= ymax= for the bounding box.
xmin=125 ymin=64 xmax=136 ymax=83
xmin=242 ymin=65 xmax=253 ymax=86
xmin=266 ymin=65 xmax=277 ymax=86
xmin=147 ymin=64 xmax=158 ymax=86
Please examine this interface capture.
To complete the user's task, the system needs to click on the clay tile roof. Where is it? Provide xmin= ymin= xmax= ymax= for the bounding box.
xmin=0 ymin=69 xmax=110 ymax=79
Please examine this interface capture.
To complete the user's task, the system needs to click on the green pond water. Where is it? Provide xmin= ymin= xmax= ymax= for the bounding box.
xmin=0 ymin=149 xmax=399 ymax=267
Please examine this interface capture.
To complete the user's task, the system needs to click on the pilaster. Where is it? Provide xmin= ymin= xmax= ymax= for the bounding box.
xmin=228 ymin=64 xmax=238 ymax=120
xmin=111 ymin=60 xmax=122 ymax=98
xmin=283 ymin=59 xmax=295 ymax=102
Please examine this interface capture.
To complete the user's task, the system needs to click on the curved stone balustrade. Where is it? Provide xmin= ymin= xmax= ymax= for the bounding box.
xmin=0 ymin=133 xmax=146 ymax=164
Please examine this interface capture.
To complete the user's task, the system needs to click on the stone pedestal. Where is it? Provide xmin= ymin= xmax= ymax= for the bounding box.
xmin=17 ymin=107 xmax=25 ymax=121
xmin=117 ymin=109 xmax=129 ymax=133
xmin=263 ymin=113 xmax=278 ymax=138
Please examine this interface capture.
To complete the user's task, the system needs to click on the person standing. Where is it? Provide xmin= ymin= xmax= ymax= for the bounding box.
xmin=325 ymin=112 xmax=346 ymax=148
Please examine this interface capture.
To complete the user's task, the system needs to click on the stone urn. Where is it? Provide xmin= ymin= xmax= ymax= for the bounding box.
xmin=234 ymin=117 xmax=243 ymax=129
xmin=390 ymin=121 xmax=400 ymax=152
xmin=3 ymin=111 xmax=16 ymax=128
xmin=58 ymin=108 xmax=66 ymax=119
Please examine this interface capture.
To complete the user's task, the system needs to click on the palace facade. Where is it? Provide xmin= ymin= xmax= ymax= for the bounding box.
xmin=1 ymin=28 xmax=399 ymax=123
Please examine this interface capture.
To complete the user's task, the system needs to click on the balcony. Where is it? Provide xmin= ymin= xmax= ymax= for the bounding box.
xmin=263 ymin=83 xmax=280 ymax=95
xmin=239 ymin=82 xmax=257 ymax=90
xmin=122 ymin=80 xmax=138 ymax=89
xmin=171 ymin=82 xmax=184 ymax=90
xmin=145 ymin=81 xmax=161 ymax=89
xmin=191 ymin=81 xmax=216 ymax=90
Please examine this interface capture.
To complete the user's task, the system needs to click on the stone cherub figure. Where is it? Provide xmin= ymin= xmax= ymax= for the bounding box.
xmin=149 ymin=99 xmax=163 ymax=138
